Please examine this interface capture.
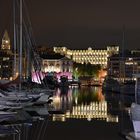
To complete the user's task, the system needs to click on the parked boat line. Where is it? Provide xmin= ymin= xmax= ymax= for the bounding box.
xmin=102 ymin=77 xmax=135 ymax=95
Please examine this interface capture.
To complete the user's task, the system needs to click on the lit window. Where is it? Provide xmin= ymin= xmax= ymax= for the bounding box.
xmin=3 ymin=57 xmax=9 ymax=61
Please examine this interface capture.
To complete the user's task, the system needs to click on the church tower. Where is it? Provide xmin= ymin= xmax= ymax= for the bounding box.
xmin=0 ymin=30 xmax=13 ymax=80
xmin=1 ymin=30 xmax=11 ymax=50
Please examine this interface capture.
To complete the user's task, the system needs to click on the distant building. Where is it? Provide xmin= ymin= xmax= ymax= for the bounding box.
xmin=0 ymin=30 xmax=13 ymax=80
xmin=42 ymin=56 xmax=73 ymax=73
xmin=108 ymin=52 xmax=140 ymax=82
xmin=53 ymin=46 xmax=119 ymax=68
xmin=0 ymin=30 xmax=29 ymax=81
xmin=32 ymin=53 xmax=73 ymax=83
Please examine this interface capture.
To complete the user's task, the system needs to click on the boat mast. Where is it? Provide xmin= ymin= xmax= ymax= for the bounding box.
xmin=120 ymin=25 xmax=125 ymax=84
xmin=19 ymin=0 xmax=23 ymax=90
xmin=13 ymin=0 xmax=17 ymax=80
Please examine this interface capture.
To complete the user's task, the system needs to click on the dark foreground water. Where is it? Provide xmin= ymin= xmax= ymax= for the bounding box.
xmin=0 ymin=86 xmax=135 ymax=140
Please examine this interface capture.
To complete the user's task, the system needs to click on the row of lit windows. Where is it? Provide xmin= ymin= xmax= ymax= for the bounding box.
xmin=91 ymin=62 xmax=107 ymax=65
xmin=74 ymin=59 xmax=107 ymax=62
xmin=0 ymin=65 xmax=9 ymax=68
xmin=74 ymin=55 xmax=107 ymax=58
xmin=70 ymin=114 xmax=107 ymax=118
xmin=72 ymin=108 xmax=107 ymax=112
xmin=72 ymin=53 xmax=107 ymax=56
xmin=55 ymin=50 xmax=107 ymax=56
xmin=54 ymin=48 xmax=110 ymax=53
xmin=74 ymin=61 xmax=107 ymax=64
xmin=75 ymin=61 xmax=107 ymax=65
xmin=3 ymin=57 xmax=10 ymax=61
xmin=73 ymin=55 xmax=107 ymax=58
xmin=73 ymin=57 xmax=107 ymax=60
xmin=54 ymin=47 xmax=119 ymax=55
xmin=76 ymin=50 xmax=107 ymax=52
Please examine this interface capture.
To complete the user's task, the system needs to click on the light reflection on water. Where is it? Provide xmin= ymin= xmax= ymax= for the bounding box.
xmin=0 ymin=86 xmax=135 ymax=140
xmin=52 ymin=86 xmax=119 ymax=122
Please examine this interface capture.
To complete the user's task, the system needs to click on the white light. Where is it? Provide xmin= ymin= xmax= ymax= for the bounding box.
xmin=5 ymin=40 xmax=8 ymax=43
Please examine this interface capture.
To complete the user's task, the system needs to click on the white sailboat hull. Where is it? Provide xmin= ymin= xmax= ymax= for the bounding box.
xmin=131 ymin=103 xmax=140 ymax=138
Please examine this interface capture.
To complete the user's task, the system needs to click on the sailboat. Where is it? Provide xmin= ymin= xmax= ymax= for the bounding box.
xmin=0 ymin=0 xmax=53 ymax=112
xmin=130 ymin=74 xmax=140 ymax=138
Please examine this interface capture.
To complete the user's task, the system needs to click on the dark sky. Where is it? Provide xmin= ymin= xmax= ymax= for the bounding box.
xmin=1 ymin=0 xmax=140 ymax=49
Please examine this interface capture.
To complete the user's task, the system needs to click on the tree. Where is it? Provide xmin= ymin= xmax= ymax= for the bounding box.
xmin=73 ymin=62 xmax=101 ymax=78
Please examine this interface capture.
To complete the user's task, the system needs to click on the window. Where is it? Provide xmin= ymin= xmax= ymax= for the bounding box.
xmin=3 ymin=57 xmax=9 ymax=61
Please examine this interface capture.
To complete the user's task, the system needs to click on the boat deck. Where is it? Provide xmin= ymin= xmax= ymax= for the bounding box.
xmin=122 ymin=131 xmax=140 ymax=140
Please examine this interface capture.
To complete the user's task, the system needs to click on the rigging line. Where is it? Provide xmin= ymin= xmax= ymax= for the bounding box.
xmin=15 ymin=0 xmax=23 ymax=89
xmin=16 ymin=0 xmax=48 ymax=87
xmin=36 ymin=120 xmax=46 ymax=140
xmin=21 ymin=0 xmax=38 ymax=61
xmin=23 ymin=0 xmax=37 ymax=46
xmin=20 ymin=0 xmax=39 ymax=61
xmin=13 ymin=0 xmax=17 ymax=79
xmin=15 ymin=1 xmax=39 ymax=68
xmin=22 ymin=30 xmax=40 ymax=76
xmin=22 ymin=22 xmax=47 ymax=87
xmin=41 ymin=118 xmax=49 ymax=139
xmin=22 ymin=21 xmax=47 ymax=87
xmin=23 ymin=27 xmax=41 ymax=71
xmin=120 ymin=25 xmax=126 ymax=133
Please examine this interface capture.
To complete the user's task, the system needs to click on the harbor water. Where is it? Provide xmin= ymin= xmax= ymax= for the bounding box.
xmin=0 ymin=86 xmax=135 ymax=140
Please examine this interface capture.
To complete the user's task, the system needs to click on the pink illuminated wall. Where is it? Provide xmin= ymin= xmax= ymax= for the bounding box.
xmin=32 ymin=71 xmax=72 ymax=83
xmin=56 ymin=72 xmax=72 ymax=82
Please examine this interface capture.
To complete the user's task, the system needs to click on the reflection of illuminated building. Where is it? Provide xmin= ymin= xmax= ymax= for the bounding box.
xmin=52 ymin=87 xmax=118 ymax=122
xmin=53 ymin=88 xmax=73 ymax=111
xmin=53 ymin=46 xmax=119 ymax=68
xmin=52 ymin=101 xmax=118 ymax=122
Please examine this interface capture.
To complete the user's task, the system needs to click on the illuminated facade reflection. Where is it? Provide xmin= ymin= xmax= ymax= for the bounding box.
xmin=52 ymin=87 xmax=118 ymax=122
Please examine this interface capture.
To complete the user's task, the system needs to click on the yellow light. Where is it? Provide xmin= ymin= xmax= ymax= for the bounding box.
xmin=5 ymin=40 xmax=9 ymax=43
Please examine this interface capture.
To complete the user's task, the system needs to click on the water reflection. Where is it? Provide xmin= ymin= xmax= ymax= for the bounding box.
xmin=52 ymin=86 xmax=118 ymax=122
xmin=0 ymin=87 xmax=134 ymax=140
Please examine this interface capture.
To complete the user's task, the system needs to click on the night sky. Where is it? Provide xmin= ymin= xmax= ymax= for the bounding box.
xmin=0 ymin=0 xmax=140 ymax=49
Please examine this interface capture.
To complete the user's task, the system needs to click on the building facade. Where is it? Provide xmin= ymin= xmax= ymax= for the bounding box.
xmin=0 ymin=30 xmax=13 ymax=80
xmin=42 ymin=56 xmax=73 ymax=81
xmin=108 ymin=54 xmax=140 ymax=82
xmin=42 ymin=57 xmax=73 ymax=73
xmin=32 ymin=54 xmax=73 ymax=83
xmin=0 ymin=30 xmax=28 ymax=81
xmin=53 ymin=46 xmax=119 ymax=68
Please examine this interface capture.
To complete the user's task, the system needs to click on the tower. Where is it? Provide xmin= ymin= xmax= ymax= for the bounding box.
xmin=0 ymin=30 xmax=13 ymax=80
xmin=1 ymin=30 xmax=11 ymax=50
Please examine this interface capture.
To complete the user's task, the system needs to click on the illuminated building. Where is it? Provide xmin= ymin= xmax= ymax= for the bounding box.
xmin=32 ymin=54 xmax=73 ymax=83
xmin=41 ymin=55 xmax=73 ymax=73
xmin=108 ymin=53 xmax=140 ymax=82
xmin=0 ymin=30 xmax=30 ymax=81
xmin=53 ymin=46 xmax=119 ymax=68
xmin=0 ymin=30 xmax=13 ymax=80
xmin=1 ymin=30 xmax=11 ymax=50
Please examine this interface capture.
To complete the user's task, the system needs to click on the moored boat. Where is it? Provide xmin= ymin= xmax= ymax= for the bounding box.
xmin=130 ymin=74 xmax=140 ymax=138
